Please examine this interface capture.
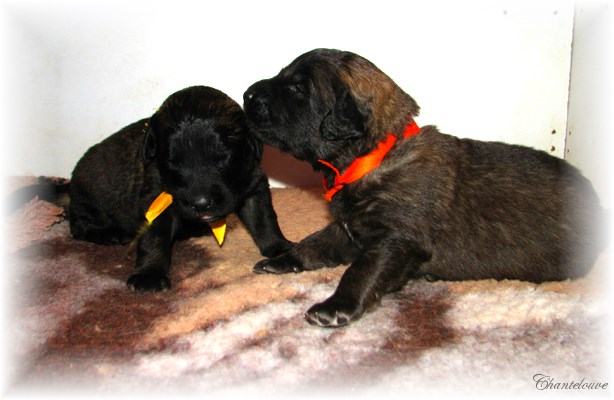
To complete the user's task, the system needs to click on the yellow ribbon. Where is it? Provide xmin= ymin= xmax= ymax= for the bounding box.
xmin=145 ymin=192 xmax=173 ymax=224
xmin=144 ymin=192 xmax=226 ymax=246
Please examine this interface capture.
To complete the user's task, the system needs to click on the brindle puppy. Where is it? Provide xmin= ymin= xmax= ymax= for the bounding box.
xmin=243 ymin=48 xmax=606 ymax=327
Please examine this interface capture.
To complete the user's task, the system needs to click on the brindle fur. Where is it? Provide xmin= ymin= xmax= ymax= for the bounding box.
xmin=243 ymin=49 xmax=605 ymax=327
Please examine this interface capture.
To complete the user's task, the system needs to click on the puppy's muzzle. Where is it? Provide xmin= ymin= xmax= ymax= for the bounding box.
xmin=244 ymin=85 xmax=271 ymax=124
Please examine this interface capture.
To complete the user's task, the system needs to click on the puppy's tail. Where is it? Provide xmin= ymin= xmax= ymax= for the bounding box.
xmin=4 ymin=176 xmax=70 ymax=215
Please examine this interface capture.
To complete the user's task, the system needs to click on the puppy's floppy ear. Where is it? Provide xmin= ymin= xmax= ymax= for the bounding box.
xmin=244 ymin=130 xmax=264 ymax=161
xmin=222 ymin=123 xmax=264 ymax=162
xmin=142 ymin=117 xmax=157 ymax=163
xmin=319 ymin=89 xmax=370 ymax=141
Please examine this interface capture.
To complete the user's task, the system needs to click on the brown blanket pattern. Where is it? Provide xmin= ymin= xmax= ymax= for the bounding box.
xmin=4 ymin=185 xmax=610 ymax=396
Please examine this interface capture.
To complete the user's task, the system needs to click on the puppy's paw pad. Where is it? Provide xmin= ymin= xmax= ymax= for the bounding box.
xmin=253 ymin=255 xmax=303 ymax=275
xmin=127 ymin=272 xmax=171 ymax=292
xmin=305 ymin=298 xmax=362 ymax=328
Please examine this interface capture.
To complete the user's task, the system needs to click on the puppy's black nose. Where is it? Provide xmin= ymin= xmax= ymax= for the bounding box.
xmin=243 ymin=88 xmax=267 ymax=106
xmin=192 ymin=196 xmax=212 ymax=213
xmin=243 ymin=89 xmax=255 ymax=103
xmin=243 ymin=85 xmax=271 ymax=122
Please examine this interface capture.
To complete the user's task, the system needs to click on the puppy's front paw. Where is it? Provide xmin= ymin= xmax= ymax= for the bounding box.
xmin=305 ymin=297 xmax=364 ymax=328
xmin=253 ymin=253 xmax=304 ymax=274
xmin=260 ymin=239 xmax=294 ymax=258
xmin=127 ymin=269 xmax=171 ymax=292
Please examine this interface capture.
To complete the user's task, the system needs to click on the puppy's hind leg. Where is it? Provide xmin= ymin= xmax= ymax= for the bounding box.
xmin=69 ymin=200 xmax=134 ymax=245
xmin=305 ymin=236 xmax=430 ymax=327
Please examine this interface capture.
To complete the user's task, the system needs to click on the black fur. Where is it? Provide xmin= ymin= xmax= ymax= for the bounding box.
xmin=70 ymin=86 xmax=292 ymax=292
xmin=244 ymin=49 xmax=606 ymax=327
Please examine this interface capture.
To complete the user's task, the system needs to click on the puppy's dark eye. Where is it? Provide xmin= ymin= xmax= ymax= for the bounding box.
xmin=166 ymin=165 xmax=188 ymax=187
xmin=284 ymin=83 xmax=306 ymax=96
xmin=167 ymin=158 xmax=180 ymax=168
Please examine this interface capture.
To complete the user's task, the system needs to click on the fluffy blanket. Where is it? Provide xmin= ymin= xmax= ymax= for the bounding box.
xmin=3 ymin=181 xmax=611 ymax=397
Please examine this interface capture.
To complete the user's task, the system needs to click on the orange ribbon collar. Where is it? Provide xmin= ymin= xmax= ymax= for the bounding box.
xmin=318 ymin=121 xmax=421 ymax=201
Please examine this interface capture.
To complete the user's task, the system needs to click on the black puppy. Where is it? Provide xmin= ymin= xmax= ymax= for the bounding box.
xmin=70 ymin=86 xmax=292 ymax=292
xmin=243 ymin=49 xmax=606 ymax=327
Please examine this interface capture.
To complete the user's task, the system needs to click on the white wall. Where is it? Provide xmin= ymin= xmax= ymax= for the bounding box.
xmin=2 ymin=0 xmax=576 ymax=189
xmin=566 ymin=2 xmax=612 ymax=209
